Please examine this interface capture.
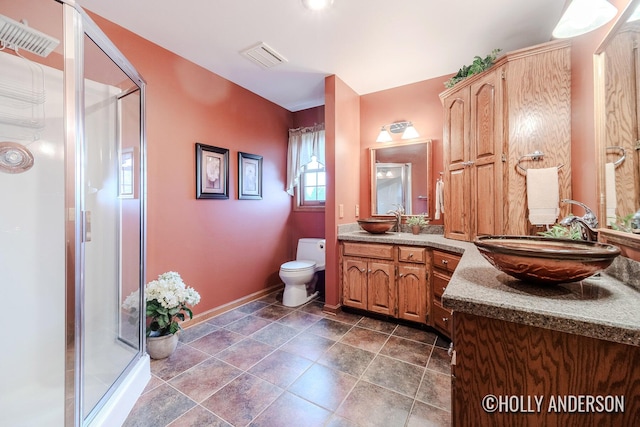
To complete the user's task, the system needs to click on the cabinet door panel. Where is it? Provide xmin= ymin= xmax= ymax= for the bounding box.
xmin=398 ymin=264 xmax=427 ymax=323
xmin=446 ymin=97 xmax=468 ymax=165
xmin=472 ymin=80 xmax=498 ymax=159
xmin=475 ymin=161 xmax=497 ymax=236
xmin=367 ymin=262 xmax=395 ymax=316
xmin=445 ymin=167 xmax=469 ymax=240
xmin=342 ymin=259 xmax=367 ymax=310
xmin=443 ymin=89 xmax=471 ymax=241
xmin=470 ymin=71 xmax=503 ymax=239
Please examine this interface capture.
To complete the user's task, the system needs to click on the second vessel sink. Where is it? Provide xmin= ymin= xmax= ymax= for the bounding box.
xmin=474 ymin=235 xmax=621 ymax=285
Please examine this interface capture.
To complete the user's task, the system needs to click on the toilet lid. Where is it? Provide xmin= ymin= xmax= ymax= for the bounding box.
xmin=281 ymin=260 xmax=315 ymax=272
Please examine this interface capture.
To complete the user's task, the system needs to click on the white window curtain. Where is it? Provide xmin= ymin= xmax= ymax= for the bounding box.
xmin=286 ymin=124 xmax=325 ymax=196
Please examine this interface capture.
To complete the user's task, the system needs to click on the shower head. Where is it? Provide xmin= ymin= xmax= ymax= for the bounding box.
xmin=0 ymin=141 xmax=34 ymax=174
xmin=0 ymin=15 xmax=59 ymax=57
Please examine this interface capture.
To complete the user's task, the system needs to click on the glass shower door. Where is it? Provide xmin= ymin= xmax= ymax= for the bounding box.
xmin=81 ymin=32 xmax=143 ymax=421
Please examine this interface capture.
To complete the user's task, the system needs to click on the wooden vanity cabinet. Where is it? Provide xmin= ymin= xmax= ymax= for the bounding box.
xmin=451 ymin=312 xmax=640 ymax=426
xmin=341 ymin=242 xmax=428 ymax=323
xmin=341 ymin=242 xmax=396 ymax=316
xmin=431 ymin=249 xmax=461 ymax=337
xmin=440 ymin=39 xmax=572 ymax=241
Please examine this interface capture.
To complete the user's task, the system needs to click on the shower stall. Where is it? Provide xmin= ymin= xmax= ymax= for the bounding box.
xmin=0 ymin=1 xmax=148 ymax=426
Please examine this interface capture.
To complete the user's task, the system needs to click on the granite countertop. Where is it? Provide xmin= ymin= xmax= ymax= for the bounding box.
xmin=338 ymin=225 xmax=640 ymax=347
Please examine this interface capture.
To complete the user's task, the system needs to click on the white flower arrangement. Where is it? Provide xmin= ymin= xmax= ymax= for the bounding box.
xmin=143 ymin=271 xmax=200 ymax=337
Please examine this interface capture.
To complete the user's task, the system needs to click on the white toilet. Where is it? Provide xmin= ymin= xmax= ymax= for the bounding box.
xmin=279 ymin=238 xmax=326 ymax=307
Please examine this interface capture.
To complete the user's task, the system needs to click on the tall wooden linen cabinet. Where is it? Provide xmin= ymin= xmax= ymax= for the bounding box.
xmin=440 ymin=40 xmax=572 ymax=241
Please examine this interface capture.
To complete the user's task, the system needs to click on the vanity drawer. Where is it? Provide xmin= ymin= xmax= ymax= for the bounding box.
xmin=432 ymin=271 xmax=450 ymax=300
xmin=433 ymin=250 xmax=460 ymax=273
xmin=342 ymin=242 xmax=394 ymax=260
xmin=398 ymin=246 xmax=426 ymax=263
xmin=432 ymin=301 xmax=452 ymax=335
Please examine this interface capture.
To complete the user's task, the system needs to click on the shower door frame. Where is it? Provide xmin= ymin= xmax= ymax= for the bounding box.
xmin=58 ymin=1 xmax=147 ymax=425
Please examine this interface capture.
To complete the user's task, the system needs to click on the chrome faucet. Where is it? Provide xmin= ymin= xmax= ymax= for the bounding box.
xmin=559 ymin=199 xmax=599 ymax=241
xmin=386 ymin=204 xmax=405 ymax=232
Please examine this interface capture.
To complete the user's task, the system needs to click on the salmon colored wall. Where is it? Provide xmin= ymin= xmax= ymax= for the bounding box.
xmin=289 ymin=106 xmax=326 ymax=260
xmin=324 ymin=75 xmax=361 ymax=309
xmin=359 ymin=77 xmax=452 ymax=224
xmin=88 ymin=13 xmax=294 ymax=316
xmin=570 ymin=0 xmax=631 ymax=212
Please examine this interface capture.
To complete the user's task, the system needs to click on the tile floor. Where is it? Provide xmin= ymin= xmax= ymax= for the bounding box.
xmin=124 ymin=291 xmax=452 ymax=427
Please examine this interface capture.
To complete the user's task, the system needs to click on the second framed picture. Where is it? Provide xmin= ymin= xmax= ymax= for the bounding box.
xmin=238 ymin=152 xmax=262 ymax=200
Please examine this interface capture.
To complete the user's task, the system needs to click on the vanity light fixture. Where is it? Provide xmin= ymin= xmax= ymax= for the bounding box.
xmin=552 ymin=0 xmax=618 ymax=38
xmin=375 ymin=126 xmax=393 ymax=143
xmin=302 ymin=0 xmax=334 ymax=11
xmin=375 ymin=121 xmax=420 ymax=142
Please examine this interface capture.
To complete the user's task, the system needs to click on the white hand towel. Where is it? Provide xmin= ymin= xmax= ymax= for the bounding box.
xmin=435 ymin=179 xmax=444 ymax=219
xmin=605 ymin=162 xmax=617 ymax=226
xmin=526 ymin=167 xmax=559 ymax=226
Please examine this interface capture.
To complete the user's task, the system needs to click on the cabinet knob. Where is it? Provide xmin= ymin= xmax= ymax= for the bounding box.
xmin=442 ymin=287 xmax=447 ymax=293
xmin=360 ymin=268 xmax=366 ymax=273
xmin=408 ymin=253 xmax=414 ymax=258
xmin=399 ymin=273 xmax=404 ymax=277
xmin=368 ymin=269 xmax=372 ymax=273
xmin=442 ymin=317 xmax=449 ymax=323
xmin=441 ymin=259 xmax=448 ymax=265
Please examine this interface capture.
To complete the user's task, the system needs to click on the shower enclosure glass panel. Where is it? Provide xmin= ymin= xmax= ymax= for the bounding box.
xmin=0 ymin=0 xmax=146 ymax=425
xmin=82 ymin=33 xmax=143 ymax=420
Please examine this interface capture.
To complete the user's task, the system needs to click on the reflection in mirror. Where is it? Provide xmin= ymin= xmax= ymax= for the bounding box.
xmin=375 ymin=162 xmax=412 ymax=214
xmin=595 ymin=0 xmax=640 ymax=259
xmin=370 ymin=139 xmax=431 ymax=216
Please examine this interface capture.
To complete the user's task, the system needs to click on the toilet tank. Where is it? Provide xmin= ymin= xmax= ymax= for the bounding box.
xmin=296 ymin=238 xmax=326 ymax=269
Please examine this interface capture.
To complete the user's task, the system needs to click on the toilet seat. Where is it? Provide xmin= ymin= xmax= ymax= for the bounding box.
xmin=280 ymin=260 xmax=315 ymax=272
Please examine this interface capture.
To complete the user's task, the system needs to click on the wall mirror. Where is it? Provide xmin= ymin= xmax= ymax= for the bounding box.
xmin=370 ymin=139 xmax=432 ymax=216
xmin=595 ymin=0 xmax=640 ymax=259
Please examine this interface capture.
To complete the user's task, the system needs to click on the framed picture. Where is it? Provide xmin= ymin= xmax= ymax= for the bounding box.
xmin=238 ymin=152 xmax=262 ymax=200
xmin=196 ymin=143 xmax=229 ymax=199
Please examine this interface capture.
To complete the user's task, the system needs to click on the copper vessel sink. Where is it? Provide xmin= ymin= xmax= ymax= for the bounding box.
xmin=474 ymin=236 xmax=620 ymax=285
xmin=357 ymin=218 xmax=396 ymax=234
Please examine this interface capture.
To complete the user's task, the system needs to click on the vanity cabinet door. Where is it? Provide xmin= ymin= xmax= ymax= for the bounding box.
xmin=469 ymin=71 xmax=503 ymax=238
xmin=367 ymin=261 xmax=396 ymax=316
xmin=397 ymin=264 xmax=427 ymax=323
xmin=442 ymin=88 xmax=472 ymax=241
xmin=342 ymin=258 xmax=368 ymax=310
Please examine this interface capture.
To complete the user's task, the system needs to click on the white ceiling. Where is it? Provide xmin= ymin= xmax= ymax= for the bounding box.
xmin=76 ymin=0 xmax=566 ymax=112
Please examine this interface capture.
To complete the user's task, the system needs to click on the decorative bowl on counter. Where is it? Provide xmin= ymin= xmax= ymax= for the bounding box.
xmin=474 ymin=235 xmax=621 ymax=285
xmin=357 ymin=218 xmax=396 ymax=234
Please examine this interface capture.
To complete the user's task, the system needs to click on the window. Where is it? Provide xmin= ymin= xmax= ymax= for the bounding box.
xmin=296 ymin=157 xmax=325 ymax=210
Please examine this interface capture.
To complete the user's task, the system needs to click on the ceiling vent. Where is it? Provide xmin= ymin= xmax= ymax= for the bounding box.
xmin=241 ymin=42 xmax=288 ymax=69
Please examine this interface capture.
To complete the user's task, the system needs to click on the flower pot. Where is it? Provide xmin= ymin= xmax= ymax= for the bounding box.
xmin=146 ymin=333 xmax=179 ymax=359
xmin=411 ymin=225 xmax=421 ymax=235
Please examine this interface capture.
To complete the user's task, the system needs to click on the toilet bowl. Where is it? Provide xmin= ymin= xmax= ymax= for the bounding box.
xmin=279 ymin=238 xmax=325 ymax=307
